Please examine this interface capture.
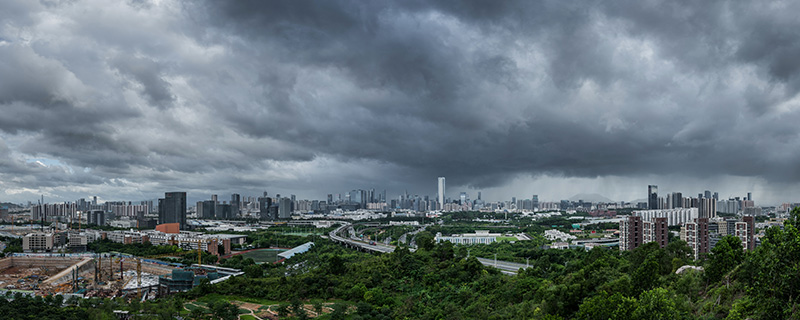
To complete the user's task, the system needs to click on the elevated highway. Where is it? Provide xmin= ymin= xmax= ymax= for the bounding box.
xmin=329 ymin=224 xmax=527 ymax=275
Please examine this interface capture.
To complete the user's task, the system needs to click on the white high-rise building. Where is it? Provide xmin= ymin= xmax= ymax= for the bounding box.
xmin=438 ymin=177 xmax=446 ymax=209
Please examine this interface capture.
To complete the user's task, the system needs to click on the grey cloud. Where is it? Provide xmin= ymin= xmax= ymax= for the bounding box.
xmin=111 ymin=55 xmax=175 ymax=109
xmin=3 ymin=0 xmax=800 ymax=204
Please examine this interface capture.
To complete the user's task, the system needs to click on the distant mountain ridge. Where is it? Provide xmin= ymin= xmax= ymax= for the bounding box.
xmin=568 ymin=193 xmax=614 ymax=203
xmin=0 ymin=202 xmax=21 ymax=209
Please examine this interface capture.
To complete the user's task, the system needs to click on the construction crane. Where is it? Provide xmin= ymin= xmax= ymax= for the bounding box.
xmin=136 ymin=259 xmax=142 ymax=299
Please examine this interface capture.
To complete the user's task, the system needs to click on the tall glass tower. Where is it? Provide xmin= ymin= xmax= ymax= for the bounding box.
xmin=648 ymin=185 xmax=658 ymax=210
xmin=438 ymin=177 xmax=446 ymax=209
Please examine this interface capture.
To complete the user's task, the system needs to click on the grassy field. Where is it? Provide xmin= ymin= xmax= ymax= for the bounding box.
xmin=497 ymin=236 xmax=518 ymax=242
xmin=240 ymin=315 xmax=258 ymax=320
xmin=238 ymin=248 xmax=285 ymax=263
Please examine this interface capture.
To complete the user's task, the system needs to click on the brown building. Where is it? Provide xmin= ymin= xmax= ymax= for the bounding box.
xmin=643 ymin=217 xmax=669 ymax=248
xmin=620 ymin=216 xmax=643 ymax=251
xmin=682 ymin=218 xmax=709 ymax=259
xmin=735 ymin=216 xmax=756 ymax=251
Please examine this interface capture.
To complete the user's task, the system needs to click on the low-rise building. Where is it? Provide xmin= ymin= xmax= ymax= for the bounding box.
xmin=22 ymin=233 xmax=54 ymax=252
xmin=435 ymin=230 xmax=499 ymax=245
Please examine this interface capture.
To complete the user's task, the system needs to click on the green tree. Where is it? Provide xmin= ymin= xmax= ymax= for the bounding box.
xmin=243 ymin=264 xmax=263 ymax=278
xmin=576 ymin=291 xmax=637 ymax=320
xmin=705 ymin=235 xmax=744 ymax=283
xmin=415 ymin=231 xmax=435 ymax=251
xmin=275 ymin=303 xmax=291 ymax=318
xmin=312 ymin=301 xmax=325 ymax=317
xmin=208 ymin=300 xmax=238 ymax=320
xmin=632 ymin=288 xmax=681 ymax=320
xmin=632 ymin=255 xmax=660 ymax=295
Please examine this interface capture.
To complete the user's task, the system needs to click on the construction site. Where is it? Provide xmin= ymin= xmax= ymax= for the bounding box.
xmin=0 ymin=255 xmax=176 ymax=299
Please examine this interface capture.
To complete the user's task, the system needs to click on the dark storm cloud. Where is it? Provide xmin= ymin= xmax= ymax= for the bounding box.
xmin=111 ymin=55 xmax=175 ymax=109
xmin=188 ymin=0 xmax=800 ymax=190
xmin=3 ymin=0 xmax=800 ymax=203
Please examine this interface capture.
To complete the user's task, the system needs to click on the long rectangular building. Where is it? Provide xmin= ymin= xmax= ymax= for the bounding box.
xmin=635 ymin=208 xmax=698 ymax=226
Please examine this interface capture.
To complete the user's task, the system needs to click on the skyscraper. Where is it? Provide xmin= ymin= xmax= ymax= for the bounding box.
xmin=648 ymin=185 xmax=658 ymax=210
xmin=278 ymin=197 xmax=292 ymax=219
xmin=231 ymin=193 xmax=240 ymax=215
xmin=158 ymin=192 xmax=187 ymax=230
xmin=438 ymin=177 xmax=446 ymax=208
xmin=258 ymin=196 xmax=271 ymax=220
xmin=671 ymin=192 xmax=683 ymax=208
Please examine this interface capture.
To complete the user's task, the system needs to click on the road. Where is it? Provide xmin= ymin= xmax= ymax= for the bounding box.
xmin=475 ymin=257 xmax=529 ymax=275
xmin=329 ymin=223 xmax=526 ymax=274
xmin=398 ymin=225 xmax=427 ymax=247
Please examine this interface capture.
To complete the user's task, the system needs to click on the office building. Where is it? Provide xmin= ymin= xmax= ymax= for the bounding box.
xmin=158 ymin=192 xmax=187 ymax=230
xmin=671 ymin=192 xmax=683 ymax=208
xmin=197 ymin=200 xmax=215 ymax=219
xmin=231 ymin=194 xmax=240 ymax=214
xmin=87 ymin=210 xmax=106 ymax=226
xmin=278 ymin=197 xmax=292 ymax=219
xmin=648 ymin=185 xmax=658 ymax=210
xmin=258 ymin=195 xmax=272 ymax=220
xmin=23 ymin=233 xmax=55 ymax=252
xmin=435 ymin=230 xmax=499 ymax=245
xmin=699 ymin=197 xmax=717 ymax=219
xmin=438 ymin=177 xmax=446 ymax=208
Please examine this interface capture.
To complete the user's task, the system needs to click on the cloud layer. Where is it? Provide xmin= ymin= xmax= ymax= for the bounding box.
xmin=1 ymin=0 xmax=800 ymax=204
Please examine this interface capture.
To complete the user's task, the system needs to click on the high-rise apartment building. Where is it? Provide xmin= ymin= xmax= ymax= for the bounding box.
xmin=158 ymin=192 xmax=187 ymax=230
xmin=643 ymin=217 xmax=668 ymax=248
xmin=648 ymin=185 xmax=658 ymax=210
xmin=635 ymin=208 xmax=698 ymax=226
xmin=683 ymin=218 xmax=709 ymax=259
xmin=438 ymin=177 xmax=446 ymax=208
xmin=620 ymin=216 xmax=668 ymax=251
xmin=619 ymin=217 xmax=642 ymax=251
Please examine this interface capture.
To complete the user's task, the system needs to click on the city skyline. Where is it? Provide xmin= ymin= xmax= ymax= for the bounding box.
xmin=13 ymin=182 xmax=760 ymax=208
xmin=4 ymin=1 xmax=800 ymax=205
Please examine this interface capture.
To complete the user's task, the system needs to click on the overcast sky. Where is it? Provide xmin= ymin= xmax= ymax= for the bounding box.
xmin=1 ymin=0 xmax=800 ymax=205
